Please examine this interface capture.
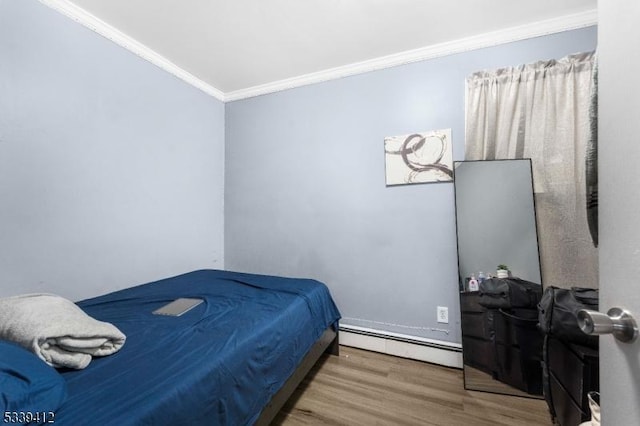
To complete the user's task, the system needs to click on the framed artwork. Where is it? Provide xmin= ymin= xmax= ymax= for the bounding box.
xmin=384 ymin=128 xmax=453 ymax=185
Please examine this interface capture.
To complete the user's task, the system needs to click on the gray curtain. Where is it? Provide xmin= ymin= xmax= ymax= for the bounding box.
xmin=465 ymin=52 xmax=598 ymax=289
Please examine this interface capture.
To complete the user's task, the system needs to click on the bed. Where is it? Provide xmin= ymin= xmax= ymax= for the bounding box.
xmin=8 ymin=269 xmax=341 ymax=425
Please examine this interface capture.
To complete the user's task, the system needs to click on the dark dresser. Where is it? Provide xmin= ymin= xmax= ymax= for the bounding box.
xmin=546 ymin=336 xmax=599 ymax=426
xmin=460 ymin=291 xmax=543 ymax=394
xmin=460 ymin=292 xmax=498 ymax=376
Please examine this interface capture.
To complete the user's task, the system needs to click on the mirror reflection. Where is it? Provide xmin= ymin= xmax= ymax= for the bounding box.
xmin=454 ymin=159 xmax=543 ymax=398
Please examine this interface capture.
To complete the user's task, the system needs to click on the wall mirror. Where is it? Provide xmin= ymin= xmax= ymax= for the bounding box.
xmin=454 ymin=159 xmax=543 ymax=398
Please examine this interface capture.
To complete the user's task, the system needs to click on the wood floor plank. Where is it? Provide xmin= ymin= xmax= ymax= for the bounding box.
xmin=273 ymin=346 xmax=552 ymax=426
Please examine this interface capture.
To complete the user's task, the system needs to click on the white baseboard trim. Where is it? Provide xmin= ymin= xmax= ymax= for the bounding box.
xmin=340 ymin=325 xmax=463 ymax=369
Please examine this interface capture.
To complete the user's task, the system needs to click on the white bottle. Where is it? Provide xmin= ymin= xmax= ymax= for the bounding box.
xmin=478 ymin=271 xmax=486 ymax=284
xmin=468 ymin=274 xmax=479 ymax=292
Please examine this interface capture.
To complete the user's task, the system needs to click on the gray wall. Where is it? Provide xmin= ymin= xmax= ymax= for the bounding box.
xmin=225 ymin=27 xmax=597 ymax=343
xmin=0 ymin=0 xmax=225 ymax=300
xmin=0 ymin=0 xmax=598 ymax=343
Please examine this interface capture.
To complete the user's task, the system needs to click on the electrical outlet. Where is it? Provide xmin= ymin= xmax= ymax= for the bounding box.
xmin=437 ymin=306 xmax=449 ymax=324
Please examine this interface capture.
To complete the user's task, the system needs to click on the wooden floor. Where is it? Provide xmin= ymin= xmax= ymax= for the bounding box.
xmin=464 ymin=365 xmax=543 ymax=399
xmin=273 ymin=346 xmax=552 ymax=426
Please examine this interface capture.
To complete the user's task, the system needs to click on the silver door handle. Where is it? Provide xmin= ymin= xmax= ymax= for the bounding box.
xmin=577 ymin=308 xmax=638 ymax=343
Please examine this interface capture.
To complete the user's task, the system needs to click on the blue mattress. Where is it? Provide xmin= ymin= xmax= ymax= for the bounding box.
xmin=55 ymin=270 xmax=341 ymax=425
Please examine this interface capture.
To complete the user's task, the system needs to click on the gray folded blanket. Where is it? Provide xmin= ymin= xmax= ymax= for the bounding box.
xmin=0 ymin=293 xmax=126 ymax=369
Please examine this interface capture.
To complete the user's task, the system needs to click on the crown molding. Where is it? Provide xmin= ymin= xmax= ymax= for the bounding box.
xmin=38 ymin=1 xmax=596 ymax=104
xmin=225 ymin=9 xmax=597 ymax=102
xmin=39 ymin=0 xmax=226 ymax=102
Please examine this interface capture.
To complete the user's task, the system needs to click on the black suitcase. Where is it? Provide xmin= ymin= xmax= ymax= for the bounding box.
xmin=478 ymin=278 xmax=542 ymax=309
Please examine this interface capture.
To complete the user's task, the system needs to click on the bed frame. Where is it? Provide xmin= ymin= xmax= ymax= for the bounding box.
xmin=255 ymin=326 xmax=339 ymax=425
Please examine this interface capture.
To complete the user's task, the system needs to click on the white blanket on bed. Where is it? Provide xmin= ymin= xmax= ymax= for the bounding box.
xmin=0 ymin=293 xmax=126 ymax=369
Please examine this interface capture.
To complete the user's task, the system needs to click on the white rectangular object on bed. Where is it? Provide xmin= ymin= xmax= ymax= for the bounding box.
xmin=152 ymin=298 xmax=203 ymax=316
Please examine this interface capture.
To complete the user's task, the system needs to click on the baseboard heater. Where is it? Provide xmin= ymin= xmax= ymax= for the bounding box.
xmin=339 ymin=324 xmax=462 ymax=353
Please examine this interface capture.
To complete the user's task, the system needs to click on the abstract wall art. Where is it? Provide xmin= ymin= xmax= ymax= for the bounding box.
xmin=384 ymin=128 xmax=453 ymax=185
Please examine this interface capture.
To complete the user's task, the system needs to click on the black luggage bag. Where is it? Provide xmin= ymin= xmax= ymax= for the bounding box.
xmin=538 ymin=286 xmax=599 ymax=348
xmin=478 ymin=278 xmax=543 ymax=309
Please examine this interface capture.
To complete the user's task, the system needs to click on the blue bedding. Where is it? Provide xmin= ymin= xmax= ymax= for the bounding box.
xmin=55 ymin=270 xmax=340 ymax=425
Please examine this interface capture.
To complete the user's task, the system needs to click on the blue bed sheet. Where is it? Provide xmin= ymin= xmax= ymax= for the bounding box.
xmin=54 ymin=270 xmax=341 ymax=425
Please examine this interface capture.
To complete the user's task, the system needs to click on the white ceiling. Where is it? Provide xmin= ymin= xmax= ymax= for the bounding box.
xmin=61 ymin=0 xmax=597 ymax=98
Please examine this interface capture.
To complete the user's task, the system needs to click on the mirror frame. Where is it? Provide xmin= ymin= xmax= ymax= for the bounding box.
xmin=453 ymin=158 xmax=544 ymax=398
